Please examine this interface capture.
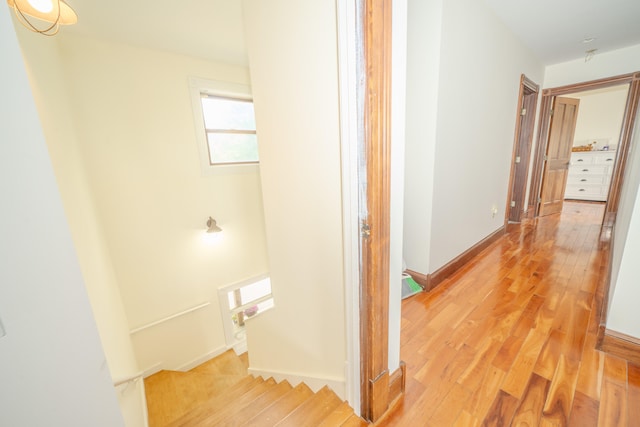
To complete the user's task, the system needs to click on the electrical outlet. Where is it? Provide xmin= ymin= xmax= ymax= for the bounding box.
xmin=0 ymin=316 xmax=5 ymax=338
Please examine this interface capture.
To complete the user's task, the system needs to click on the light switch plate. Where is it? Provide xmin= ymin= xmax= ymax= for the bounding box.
xmin=0 ymin=316 xmax=5 ymax=338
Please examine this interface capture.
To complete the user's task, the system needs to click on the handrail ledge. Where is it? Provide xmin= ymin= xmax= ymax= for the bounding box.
xmin=113 ymin=371 xmax=144 ymax=387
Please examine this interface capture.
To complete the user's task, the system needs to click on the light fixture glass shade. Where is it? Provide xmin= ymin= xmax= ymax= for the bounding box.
xmin=206 ymin=217 xmax=222 ymax=233
xmin=7 ymin=0 xmax=77 ymax=35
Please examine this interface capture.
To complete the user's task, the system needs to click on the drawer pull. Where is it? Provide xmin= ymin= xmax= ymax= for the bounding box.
xmin=577 ymin=159 xmax=584 ymax=162
xmin=606 ymin=158 xmax=613 ymax=161
xmin=582 ymin=169 xmax=589 ymax=172
xmin=579 ymin=189 xmax=586 ymax=192
xmin=580 ymin=179 xmax=587 ymax=182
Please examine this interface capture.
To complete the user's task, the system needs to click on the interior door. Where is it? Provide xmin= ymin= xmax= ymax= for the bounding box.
xmin=538 ymin=97 xmax=580 ymax=216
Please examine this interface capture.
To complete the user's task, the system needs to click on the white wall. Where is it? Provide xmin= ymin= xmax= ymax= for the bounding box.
xmin=242 ymin=0 xmax=347 ymax=397
xmin=607 ymin=100 xmax=640 ymax=339
xmin=544 ymin=43 xmax=640 ymax=89
xmin=608 ymin=167 xmax=640 ymax=338
xmin=569 ymin=85 xmax=629 ymax=149
xmin=0 ymin=7 xmax=124 ymax=425
xmin=403 ymin=0 xmax=443 ymax=275
xmin=15 ymin=28 xmax=146 ymax=426
xmin=55 ymin=35 xmax=269 ymax=373
xmin=426 ymin=0 xmax=544 ymax=271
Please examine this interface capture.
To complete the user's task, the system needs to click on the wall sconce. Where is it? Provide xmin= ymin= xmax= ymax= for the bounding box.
xmin=206 ymin=217 xmax=222 ymax=233
xmin=7 ymin=0 xmax=78 ymax=36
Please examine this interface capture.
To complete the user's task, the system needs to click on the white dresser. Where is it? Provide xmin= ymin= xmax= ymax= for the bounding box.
xmin=565 ymin=150 xmax=616 ymax=201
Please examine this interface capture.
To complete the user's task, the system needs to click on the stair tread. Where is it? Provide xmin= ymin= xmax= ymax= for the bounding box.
xmin=172 ymin=377 xmax=276 ymax=426
xmin=147 ymin=372 xmax=254 ymax=426
xmin=166 ymin=376 xmax=263 ymax=426
xmin=188 ymin=349 xmax=249 ymax=376
xmin=316 ymin=401 xmax=358 ymax=427
xmin=244 ymin=382 xmax=314 ymax=427
xmin=215 ymin=379 xmax=294 ymax=426
xmin=275 ymin=386 xmax=343 ymax=427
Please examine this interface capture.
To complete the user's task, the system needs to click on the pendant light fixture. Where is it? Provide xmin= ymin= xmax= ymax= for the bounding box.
xmin=7 ymin=0 xmax=77 ymax=36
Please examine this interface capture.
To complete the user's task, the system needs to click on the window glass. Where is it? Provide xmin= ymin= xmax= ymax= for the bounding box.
xmin=206 ymin=133 xmax=258 ymax=164
xmin=201 ymin=96 xmax=256 ymax=130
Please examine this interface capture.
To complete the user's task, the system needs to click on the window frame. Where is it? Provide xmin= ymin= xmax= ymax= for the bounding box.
xmin=217 ymin=274 xmax=274 ymax=354
xmin=189 ymin=77 xmax=259 ymax=175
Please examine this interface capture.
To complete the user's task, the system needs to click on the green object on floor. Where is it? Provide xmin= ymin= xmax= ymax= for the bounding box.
xmin=406 ymin=276 xmax=422 ymax=292
xmin=401 ymin=276 xmax=422 ymax=299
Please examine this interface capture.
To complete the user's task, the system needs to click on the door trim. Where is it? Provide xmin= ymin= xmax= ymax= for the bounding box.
xmin=529 ymin=72 xmax=640 ymax=219
xmin=359 ymin=0 xmax=393 ymax=422
xmin=506 ymin=74 xmax=539 ymax=223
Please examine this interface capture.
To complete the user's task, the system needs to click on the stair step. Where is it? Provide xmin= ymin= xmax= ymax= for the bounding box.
xmin=244 ymin=382 xmax=314 ymax=427
xmin=317 ymin=401 xmax=358 ymax=426
xmin=274 ymin=386 xmax=343 ymax=427
xmin=166 ymin=376 xmax=263 ymax=426
xmin=341 ymin=414 xmax=370 ymax=426
xmin=148 ymin=350 xmax=369 ymax=427
xmin=172 ymin=377 xmax=277 ymax=426
xmin=146 ymin=367 xmax=251 ymax=425
xmin=189 ymin=349 xmax=249 ymax=377
xmin=216 ymin=379 xmax=295 ymax=426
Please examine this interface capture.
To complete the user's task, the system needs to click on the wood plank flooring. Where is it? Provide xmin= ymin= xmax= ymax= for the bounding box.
xmin=383 ymin=201 xmax=640 ymax=426
xmin=145 ymin=350 xmax=250 ymax=426
xmin=144 ymin=350 xmax=367 ymax=426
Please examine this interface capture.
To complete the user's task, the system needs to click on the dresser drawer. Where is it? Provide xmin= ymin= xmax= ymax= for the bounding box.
xmin=567 ymin=174 xmax=609 ymax=185
xmin=593 ymin=153 xmax=616 ymax=164
xmin=568 ymin=165 xmax=608 ymax=176
xmin=565 ymin=184 xmax=608 ymax=201
xmin=570 ymin=154 xmax=595 ymax=166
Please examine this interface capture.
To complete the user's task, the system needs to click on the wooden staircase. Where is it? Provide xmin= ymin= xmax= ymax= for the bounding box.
xmin=145 ymin=351 xmax=368 ymax=426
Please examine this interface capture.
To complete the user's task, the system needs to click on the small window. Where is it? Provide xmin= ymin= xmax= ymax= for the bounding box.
xmin=218 ymin=275 xmax=274 ymax=354
xmin=189 ymin=78 xmax=258 ymax=173
xmin=201 ymin=95 xmax=258 ymax=165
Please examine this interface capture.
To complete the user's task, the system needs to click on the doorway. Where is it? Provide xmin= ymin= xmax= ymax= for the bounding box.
xmin=557 ymin=86 xmax=629 ymax=206
xmin=529 ymin=72 xmax=640 ymax=223
xmin=507 ymin=75 xmax=539 ymax=223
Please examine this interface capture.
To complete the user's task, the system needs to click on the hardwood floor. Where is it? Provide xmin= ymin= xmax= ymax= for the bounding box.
xmin=145 ymin=350 xmax=250 ymax=425
xmin=144 ymin=350 xmax=367 ymax=426
xmin=146 ymin=202 xmax=637 ymax=426
xmin=383 ymin=201 xmax=640 ymax=426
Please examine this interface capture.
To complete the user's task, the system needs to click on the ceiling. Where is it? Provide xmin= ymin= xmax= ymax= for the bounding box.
xmin=60 ymin=0 xmax=640 ymax=67
xmin=484 ymin=0 xmax=640 ymax=64
xmin=63 ymin=0 xmax=248 ymax=65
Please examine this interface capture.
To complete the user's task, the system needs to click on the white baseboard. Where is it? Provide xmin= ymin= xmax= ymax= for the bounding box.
xmin=232 ymin=340 xmax=247 ymax=355
xmin=141 ymin=342 xmax=245 ymax=378
xmin=248 ymin=367 xmax=346 ymax=400
xmin=176 ymin=344 xmax=229 ymax=372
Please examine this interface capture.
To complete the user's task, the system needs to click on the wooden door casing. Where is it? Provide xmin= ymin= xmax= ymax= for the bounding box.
xmin=359 ymin=0 xmax=393 ymax=422
xmin=539 ymin=97 xmax=580 ymax=216
xmin=507 ymin=75 xmax=539 ymax=223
